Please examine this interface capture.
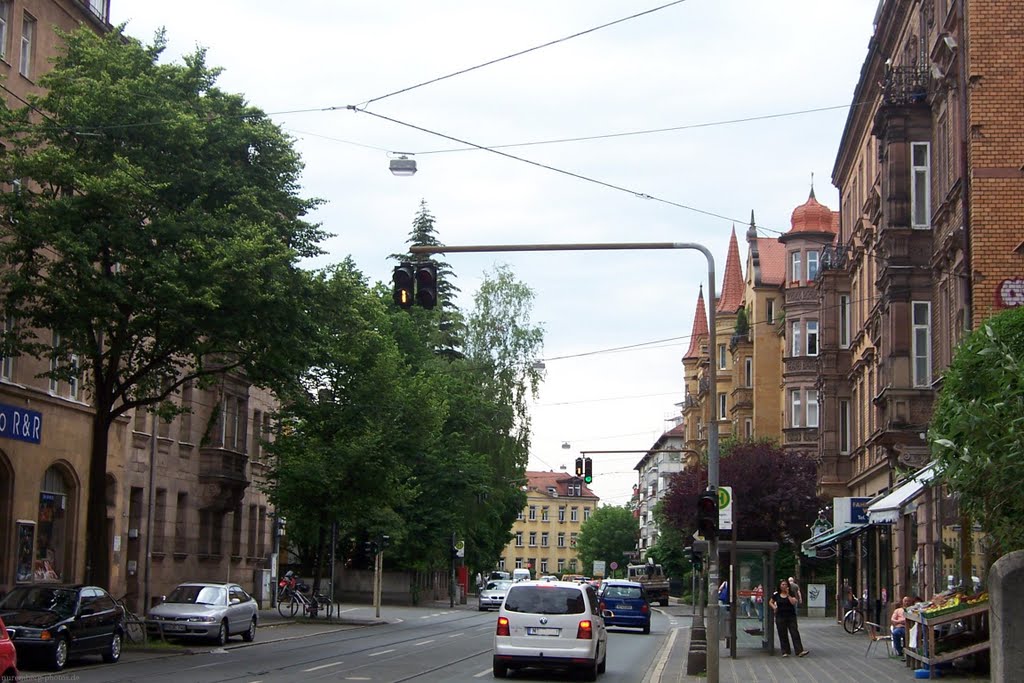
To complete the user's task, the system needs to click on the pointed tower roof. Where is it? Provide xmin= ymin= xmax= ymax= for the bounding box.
xmin=716 ymin=227 xmax=745 ymax=314
xmin=784 ymin=188 xmax=836 ymax=237
xmin=683 ymin=286 xmax=708 ymax=360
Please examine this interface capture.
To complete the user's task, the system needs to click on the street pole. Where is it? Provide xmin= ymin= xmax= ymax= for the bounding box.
xmin=143 ymin=411 xmax=158 ymax=616
xmin=411 ymin=240 xmax=719 ymax=680
xmin=330 ymin=521 xmax=337 ymax=620
xmin=450 ymin=531 xmax=456 ymax=609
xmin=270 ymin=513 xmax=281 ymax=609
xmin=375 ymin=548 xmax=382 ymax=618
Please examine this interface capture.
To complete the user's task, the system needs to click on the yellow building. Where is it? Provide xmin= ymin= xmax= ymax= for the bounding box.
xmin=499 ymin=471 xmax=598 ymax=578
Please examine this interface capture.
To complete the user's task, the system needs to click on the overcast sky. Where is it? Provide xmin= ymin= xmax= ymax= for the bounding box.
xmin=113 ymin=1 xmax=879 ymax=507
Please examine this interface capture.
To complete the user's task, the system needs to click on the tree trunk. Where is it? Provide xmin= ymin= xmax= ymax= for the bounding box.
xmin=85 ymin=410 xmax=113 ymax=588
xmin=312 ymin=520 xmax=325 ymax=597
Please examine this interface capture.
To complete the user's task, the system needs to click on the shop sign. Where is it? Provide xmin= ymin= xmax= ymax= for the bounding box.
xmin=0 ymin=402 xmax=42 ymax=444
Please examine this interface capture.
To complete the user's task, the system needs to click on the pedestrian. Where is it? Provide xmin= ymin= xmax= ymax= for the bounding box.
xmin=891 ymin=596 xmax=911 ymax=657
xmin=718 ymin=579 xmax=729 ymax=606
xmin=769 ymin=579 xmax=808 ymax=657
xmin=753 ymin=584 xmax=764 ymax=621
xmin=788 ymin=576 xmax=803 ymax=606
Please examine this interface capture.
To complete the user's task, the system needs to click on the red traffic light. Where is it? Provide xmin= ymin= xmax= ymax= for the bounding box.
xmin=696 ymin=490 xmax=719 ymax=538
xmin=415 ymin=263 xmax=438 ymax=309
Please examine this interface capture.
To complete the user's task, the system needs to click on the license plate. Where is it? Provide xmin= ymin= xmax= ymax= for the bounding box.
xmin=526 ymin=627 xmax=560 ymax=636
xmin=615 ymin=604 xmax=633 ymax=610
xmin=162 ymin=624 xmax=187 ymax=632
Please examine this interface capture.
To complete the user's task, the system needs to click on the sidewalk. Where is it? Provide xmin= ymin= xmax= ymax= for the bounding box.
xmin=655 ymin=609 xmax=988 ymax=683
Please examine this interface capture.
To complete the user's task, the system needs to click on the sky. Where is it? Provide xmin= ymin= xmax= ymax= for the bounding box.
xmin=112 ymin=0 xmax=880 ymax=507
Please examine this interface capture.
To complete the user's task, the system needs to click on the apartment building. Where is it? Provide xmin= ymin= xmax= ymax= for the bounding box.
xmin=499 ymin=471 xmax=598 ymax=578
xmin=634 ymin=423 xmax=687 ymax=559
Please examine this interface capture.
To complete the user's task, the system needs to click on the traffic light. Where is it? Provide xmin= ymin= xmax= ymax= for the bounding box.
xmin=583 ymin=457 xmax=593 ymax=484
xmin=696 ymin=490 xmax=719 ymax=538
xmin=575 ymin=457 xmax=584 ymax=477
xmin=392 ymin=263 xmax=414 ymax=309
xmin=689 ymin=547 xmax=704 ymax=569
xmin=415 ymin=262 xmax=438 ymax=309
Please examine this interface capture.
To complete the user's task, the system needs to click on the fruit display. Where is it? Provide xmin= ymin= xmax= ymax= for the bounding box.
xmin=916 ymin=589 xmax=988 ymax=618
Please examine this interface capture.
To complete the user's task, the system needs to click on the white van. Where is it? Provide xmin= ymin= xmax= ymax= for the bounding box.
xmin=512 ymin=568 xmax=531 ymax=582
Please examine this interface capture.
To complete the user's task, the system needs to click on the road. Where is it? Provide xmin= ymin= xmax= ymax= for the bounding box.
xmin=17 ymin=604 xmax=675 ymax=682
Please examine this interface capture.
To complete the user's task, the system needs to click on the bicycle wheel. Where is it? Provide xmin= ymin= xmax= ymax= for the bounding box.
xmin=324 ymin=598 xmax=334 ymax=620
xmin=843 ymin=609 xmax=864 ymax=634
xmin=278 ymin=591 xmax=299 ymax=618
xmin=123 ymin=612 xmax=146 ymax=644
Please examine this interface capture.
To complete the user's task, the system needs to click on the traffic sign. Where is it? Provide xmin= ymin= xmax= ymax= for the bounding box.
xmin=719 ymin=486 xmax=733 ymax=531
xmin=454 ymin=539 xmax=465 ymax=558
xmin=610 ymin=561 xmax=619 ymax=571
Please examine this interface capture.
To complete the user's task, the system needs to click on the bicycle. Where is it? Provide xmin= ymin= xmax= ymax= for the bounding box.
xmin=115 ymin=595 xmax=148 ymax=644
xmin=277 ymin=575 xmax=333 ymax=619
xmin=843 ymin=599 xmax=865 ymax=634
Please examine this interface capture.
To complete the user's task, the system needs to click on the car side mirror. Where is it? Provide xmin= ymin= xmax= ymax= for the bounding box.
xmin=230 ymin=598 xmax=241 ymax=605
xmin=602 ymin=610 xmax=613 ymax=618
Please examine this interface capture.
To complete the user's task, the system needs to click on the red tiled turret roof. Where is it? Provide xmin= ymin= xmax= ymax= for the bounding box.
xmin=786 ymin=188 xmax=836 ymax=236
xmin=716 ymin=227 xmax=745 ymax=314
xmin=683 ymin=287 xmax=708 ymax=360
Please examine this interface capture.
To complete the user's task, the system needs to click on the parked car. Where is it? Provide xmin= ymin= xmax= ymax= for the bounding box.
xmin=493 ymin=580 xmax=608 ymax=680
xmin=598 ymin=580 xmax=651 ymax=634
xmin=478 ymin=580 xmax=513 ymax=611
xmin=0 ymin=615 xmax=18 ymax=680
xmin=0 ymin=584 xmax=123 ymax=671
xmin=146 ymin=583 xmax=257 ymax=645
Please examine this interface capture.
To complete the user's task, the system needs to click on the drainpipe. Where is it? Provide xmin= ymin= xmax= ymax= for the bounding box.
xmin=958 ymin=0 xmax=972 ymax=328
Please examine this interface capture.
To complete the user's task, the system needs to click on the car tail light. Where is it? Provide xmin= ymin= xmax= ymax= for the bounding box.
xmin=577 ymin=620 xmax=593 ymax=639
xmin=641 ymin=603 xmax=650 ymax=614
xmin=496 ymin=616 xmax=510 ymax=637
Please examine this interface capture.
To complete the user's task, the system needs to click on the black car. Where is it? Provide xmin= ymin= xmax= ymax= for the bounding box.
xmin=0 ymin=584 xmax=124 ymax=671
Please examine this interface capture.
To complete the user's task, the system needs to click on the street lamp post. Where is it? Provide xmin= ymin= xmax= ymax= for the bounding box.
xmin=410 ymin=240 xmax=720 ymax=680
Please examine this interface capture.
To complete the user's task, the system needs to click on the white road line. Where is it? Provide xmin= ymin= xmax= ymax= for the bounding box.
xmin=447 ymin=632 xmax=464 ymax=638
xmin=474 ymin=667 xmax=493 ymax=677
xmin=646 ymin=626 xmax=679 ymax=682
xmin=187 ymin=663 xmax=223 ymax=670
xmin=303 ymin=661 xmax=343 ymax=672
xmin=338 ymin=607 xmax=359 ymax=613
xmin=419 ymin=615 xmax=432 ymax=619
xmin=415 ymin=639 xmax=435 ymax=646
xmin=369 ymin=649 xmax=396 ymax=657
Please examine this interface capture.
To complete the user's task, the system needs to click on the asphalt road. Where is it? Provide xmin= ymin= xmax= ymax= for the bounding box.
xmin=16 ymin=603 xmax=675 ymax=682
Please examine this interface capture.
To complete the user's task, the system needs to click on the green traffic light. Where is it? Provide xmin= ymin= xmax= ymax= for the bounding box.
xmin=584 ymin=475 xmax=593 ymax=484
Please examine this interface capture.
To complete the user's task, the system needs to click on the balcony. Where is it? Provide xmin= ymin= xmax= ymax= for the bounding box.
xmin=730 ymin=387 xmax=753 ymax=409
xmin=819 ymin=245 xmax=850 ymax=273
xmin=198 ymin=448 xmax=250 ymax=510
xmin=783 ymin=427 xmax=819 ymax=446
xmin=882 ymin=66 xmax=930 ymax=106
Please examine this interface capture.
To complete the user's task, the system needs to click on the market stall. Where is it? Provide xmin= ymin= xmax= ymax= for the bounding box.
xmin=904 ymin=590 xmax=989 ymax=679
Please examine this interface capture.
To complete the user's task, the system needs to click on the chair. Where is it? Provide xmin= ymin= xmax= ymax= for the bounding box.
xmin=864 ymin=621 xmax=893 ymax=657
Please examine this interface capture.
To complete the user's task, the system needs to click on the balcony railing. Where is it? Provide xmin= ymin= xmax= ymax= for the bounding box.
xmin=819 ymin=245 xmax=850 ymax=273
xmin=199 ymin=448 xmax=249 ymax=484
xmin=882 ymin=66 xmax=930 ymax=106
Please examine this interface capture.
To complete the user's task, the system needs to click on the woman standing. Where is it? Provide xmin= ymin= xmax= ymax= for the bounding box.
xmin=769 ymin=579 xmax=808 ymax=657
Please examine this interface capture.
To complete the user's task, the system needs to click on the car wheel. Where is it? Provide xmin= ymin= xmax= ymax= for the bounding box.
xmin=1 ymin=667 xmax=16 ymax=682
xmin=103 ymin=630 xmax=123 ymax=663
xmin=492 ymin=662 xmax=508 ymax=678
xmin=598 ymin=649 xmax=607 ymax=673
xmin=643 ymin=622 xmax=651 ymax=634
xmin=242 ymin=617 xmax=257 ymax=642
xmin=478 ymin=603 xmax=487 ymax=611
xmin=215 ymin=620 xmax=228 ymax=646
xmin=49 ymin=635 xmax=69 ymax=671
xmin=661 ymin=598 xmax=669 ymax=607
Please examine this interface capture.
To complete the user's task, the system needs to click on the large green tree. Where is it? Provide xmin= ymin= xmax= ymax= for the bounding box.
xmin=0 ymin=27 xmax=324 ymax=587
xmin=931 ymin=306 xmax=1024 ymax=555
xmin=576 ymin=506 xmax=639 ymax=578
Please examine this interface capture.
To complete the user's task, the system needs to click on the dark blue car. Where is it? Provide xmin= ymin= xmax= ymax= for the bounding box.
xmin=598 ymin=580 xmax=651 ymax=634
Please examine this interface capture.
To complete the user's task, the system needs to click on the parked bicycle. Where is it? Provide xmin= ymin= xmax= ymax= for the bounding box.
xmin=843 ymin=597 xmax=865 ymax=634
xmin=115 ymin=595 xmax=148 ymax=644
xmin=277 ymin=572 xmax=333 ymax=619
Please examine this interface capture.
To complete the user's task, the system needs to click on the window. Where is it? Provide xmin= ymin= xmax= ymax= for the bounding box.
xmin=718 ymin=392 xmax=727 ymax=419
xmin=583 ymin=507 xmax=591 ymax=522
xmin=251 ymin=410 xmax=263 ymax=461
xmin=174 ymin=492 xmax=188 ymax=554
xmin=49 ymin=330 xmax=60 ymax=393
xmin=219 ymin=395 xmax=247 ymax=451
xmin=839 ymin=295 xmax=851 ymax=348
xmin=557 ymin=558 xmax=565 ymax=572
xmin=67 ymin=353 xmax=79 ymax=400
xmin=558 ymin=532 xmax=566 ymax=547
xmin=231 ymin=505 xmax=243 ymax=557
xmin=718 ymin=343 xmax=727 ymax=370
xmin=912 ymin=301 xmax=932 ymax=386
xmin=558 ymin=506 xmax=566 ymax=522
xmin=839 ymin=399 xmax=851 ymax=454
xmin=180 ymin=381 xmax=193 ymax=442
xmin=198 ymin=509 xmax=223 ymax=556
xmin=0 ymin=2 xmax=10 ymax=59
xmin=570 ymin=533 xmax=578 ymax=547
xmin=911 ymin=142 xmax=931 ymax=228
xmin=791 ymin=322 xmax=802 ymax=357
xmin=807 ymin=321 xmax=819 ymax=356
xmin=541 ymin=532 xmax=549 ymax=547
xmin=19 ymin=12 xmax=33 ymax=78
xmin=153 ymin=488 xmax=167 ymax=553
xmin=540 ymin=559 xmax=548 ymax=573
xmin=806 ymin=389 xmax=819 ymax=428
xmin=541 ymin=506 xmax=549 ymax=522
xmin=744 ymin=357 xmax=752 ymax=387
xmin=515 ymin=531 xmax=523 ymax=547
xmin=247 ymin=505 xmax=258 ymax=557
xmin=790 ymin=389 xmax=802 ymax=428
xmin=791 ymin=252 xmax=802 ymax=283
xmin=516 ymin=509 xmax=525 ymax=521
xmin=1 ymin=314 xmax=14 ymax=380
xmin=766 ymin=299 xmax=775 ymax=324
xmin=744 ymin=418 xmax=753 ymax=440
xmin=528 ymin=505 xmax=536 ymax=521
xmin=515 ymin=557 xmax=523 ymax=569
xmin=257 ymin=507 xmax=266 ymax=557
xmin=807 ymin=250 xmax=819 ymax=281
xmin=570 ymin=507 xmax=578 ymax=522
xmin=528 ymin=532 xmax=537 ymax=547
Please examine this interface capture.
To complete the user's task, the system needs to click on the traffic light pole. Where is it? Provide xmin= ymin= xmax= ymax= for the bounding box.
xmin=411 ymin=240 xmax=719 ymax=681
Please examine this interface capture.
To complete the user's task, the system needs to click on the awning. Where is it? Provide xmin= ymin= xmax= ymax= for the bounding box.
xmin=866 ymin=462 xmax=940 ymax=524
xmin=802 ymin=523 xmax=867 ymax=550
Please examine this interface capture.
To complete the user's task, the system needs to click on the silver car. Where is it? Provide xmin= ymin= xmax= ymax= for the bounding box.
xmin=146 ymin=582 xmax=258 ymax=645
xmin=478 ymin=580 xmax=513 ymax=611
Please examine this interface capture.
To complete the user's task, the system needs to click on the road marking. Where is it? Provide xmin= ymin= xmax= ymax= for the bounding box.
xmin=369 ymin=649 xmax=396 ymax=657
xmin=303 ymin=661 xmax=343 ymax=672
xmin=339 ymin=607 xmax=359 ymax=613
xmin=474 ymin=667 xmax=493 ymax=677
xmin=646 ymin=626 xmax=680 ymax=682
xmin=187 ymin=663 xmax=224 ymax=670
xmin=415 ymin=639 xmax=435 ymax=646
xmin=448 ymin=632 xmax=464 ymax=638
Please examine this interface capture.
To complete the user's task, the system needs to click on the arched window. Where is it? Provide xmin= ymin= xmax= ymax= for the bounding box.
xmin=37 ymin=465 xmax=71 ymax=582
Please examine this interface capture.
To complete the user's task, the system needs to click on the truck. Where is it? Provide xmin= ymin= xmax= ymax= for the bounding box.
xmin=627 ymin=563 xmax=670 ymax=606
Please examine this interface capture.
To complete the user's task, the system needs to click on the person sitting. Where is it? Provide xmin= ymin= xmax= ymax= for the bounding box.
xmin=891 ymin=596 xmax=912 ymax=656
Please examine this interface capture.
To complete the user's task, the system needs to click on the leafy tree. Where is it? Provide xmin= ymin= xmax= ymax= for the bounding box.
xmin=660 ymin=442 xmax=822 ymax=554
xmin=931 ymin=306 xmax=1024 ymax=554
xmin=0 ymin=27 xmax=324 ymax=587
xmin=647 ymin=500 xmax=689 ymax=580
xmin=576 ymin=506 xmax=639 ymax=577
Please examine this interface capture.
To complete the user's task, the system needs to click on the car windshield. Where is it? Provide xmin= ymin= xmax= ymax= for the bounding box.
xmin=504 ymin=586 xmax=586 ymax=615
xmin=165 ymin=585 xmax=226 ymax=606
xmin=0 ymin=586 xmax=78 ymax=617
xmin=604 ymin=586 xmax=644 ymax=600
xmin=485 ymin=580 xmax=513 ymax=592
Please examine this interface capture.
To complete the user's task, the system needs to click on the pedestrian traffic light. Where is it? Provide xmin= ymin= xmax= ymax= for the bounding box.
xmin=575 ymin=457 xmax=584 ymax=477
xmin=689 ymin=547 xmax=704 ymax=568
xmin=392 ymin=263 xmax=414 ymax=309
xmin=584 ymin=457 xmax=593 ymax=484
xmin=415 ymin=262 xmax=438 ymax=309
xmin=696 ymin=490 xmax=719 ymax=538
